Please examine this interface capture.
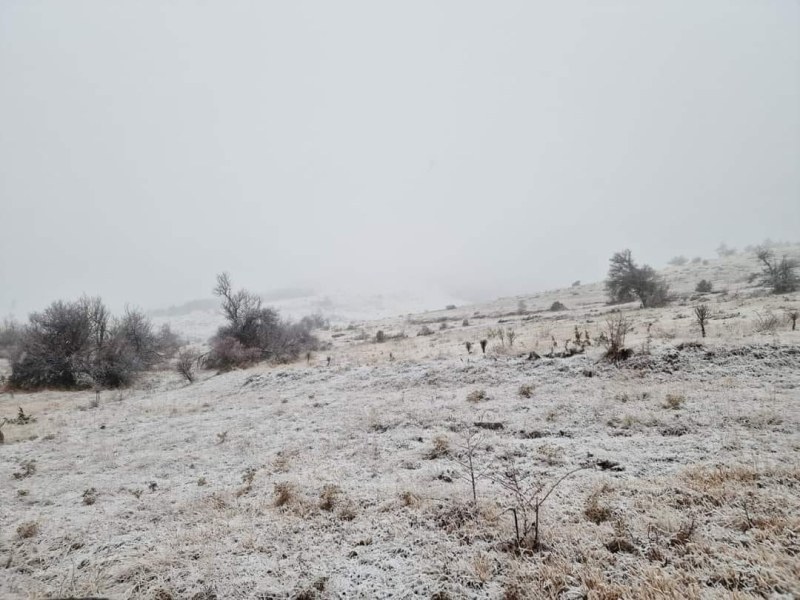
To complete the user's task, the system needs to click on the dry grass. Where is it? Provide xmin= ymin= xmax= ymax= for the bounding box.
xmin=2 ymin=248 xmax=799 ymax=598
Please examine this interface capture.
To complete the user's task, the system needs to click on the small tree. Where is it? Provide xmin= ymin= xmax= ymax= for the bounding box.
xmin=694 ymin=304 xmax=710 ymax=338
xmin=755 ymin=248 xmax=798 ymax=294
xmin=695 ymin=279 xmax=713 ymax=293
xmin=605 ymin=250 xmax=670 ymax=308
xmin=207 ymin=273 xmax=318 ymax=368
xmin=786 ymin=309 xmax=799 ymax=331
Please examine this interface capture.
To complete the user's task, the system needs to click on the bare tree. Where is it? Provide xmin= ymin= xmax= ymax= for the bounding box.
xmin=208 ymin=273 xmax=318 ymax=368
xmin=786 ymin=309 xmax=799 ymax=331
xmin=605 ymin=250 xmax=670 ymax=308
xmin=755 ymin=248 xmax=798 ymax=294
xmin=694 ymin=304 xmax=710 ymax=338
xmin=452 ymin=429 xmax=491 ymax=503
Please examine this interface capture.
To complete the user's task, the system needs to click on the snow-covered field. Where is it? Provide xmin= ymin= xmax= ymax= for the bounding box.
xmin=2 ymin=249 xmax=799 ymax=599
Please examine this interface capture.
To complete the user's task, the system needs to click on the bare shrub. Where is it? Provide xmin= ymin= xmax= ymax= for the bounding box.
xmin=452 ymin=429 xmax=488 ymax=503
xmin=506 ymin=328 xmax=517 ymax=347
xmin=490 ymin=464 xmax=588 ymax=551
xmin=375 ymin=330 xmax=386 ymax=343
xmin=206 ymin=273 xmax=318 ymax=369
xmin=205 ymin=336 xmax=261 ymax=371
xmin=695 ymin=279 xmax=713 ymax=293
xmin=176 ymin=349 xmax=198 ymax=383
xmin=694 ymin=304 xmax=710 ymax=338
xmin=549 ymin=301 xmax=566 ymax=312
xmin=417 ymin=325 xmax=434 ymax=336
xmin=605 ymin=249 xmax=670 ymax=308
xmin=755 ymin=247 xmax=798 ymax=294
xmin=754 ymin=310 xmax=780 ymax=333
xmin=600 ymin=311 xmax=633 ymax=361
xmin=9 ymin=297 xmax=171 ymax=390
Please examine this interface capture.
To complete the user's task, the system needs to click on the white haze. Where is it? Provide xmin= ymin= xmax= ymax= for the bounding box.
xmin=1 ymin=1 xmax=798 ymax=318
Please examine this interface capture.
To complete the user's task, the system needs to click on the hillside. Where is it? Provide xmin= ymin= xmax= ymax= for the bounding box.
xmin=2 ymin=247 xmax=799 ymax=599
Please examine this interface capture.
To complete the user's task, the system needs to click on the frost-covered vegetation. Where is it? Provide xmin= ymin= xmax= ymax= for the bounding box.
xmin=1 ymin=245 xmax=799 ymax=598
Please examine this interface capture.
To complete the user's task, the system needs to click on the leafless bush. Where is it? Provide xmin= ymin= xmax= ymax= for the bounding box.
xmin=176 ymin=349 xmax=198 ymax=383
xmin=417 ymin=325 xmax=434 ymax=336
xmin=375 ymin=330 xmax=386 ymax=343
xmin=9 ymin=297 xmax=171 ymax=390
xmin=600 ymin=311 xmax=633 ymax=361
xmin=206 ymin=273 xmax=318 ymax=369
xmin=506 ymin=328 xmax=517 ymax=347
xmin=549 ymin=301 xmax=566 ymax=311
xmin=694 ymin=304 xmax=710 ymax=338
xmin=452 ymin=429 xmax=489 ymax=503
xmin=490 ymin=463 xmax=588 ymax=551
xmin=753 ymin=310 xmax=780 ymax=333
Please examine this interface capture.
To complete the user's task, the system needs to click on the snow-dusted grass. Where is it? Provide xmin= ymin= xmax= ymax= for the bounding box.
xmin=2 ymin=249 xmax=799 ymax=599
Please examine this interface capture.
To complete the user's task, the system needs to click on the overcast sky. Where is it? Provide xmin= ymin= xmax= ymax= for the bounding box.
xmin=1 ymin=0 xmax=798 ymax=317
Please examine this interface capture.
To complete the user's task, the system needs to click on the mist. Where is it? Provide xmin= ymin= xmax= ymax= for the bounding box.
xmin=1 ymin=0 xmax=798 ymax=318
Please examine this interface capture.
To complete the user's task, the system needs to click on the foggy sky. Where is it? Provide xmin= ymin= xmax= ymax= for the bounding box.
xmin=1 ymin=1 xmax=798 ymax=317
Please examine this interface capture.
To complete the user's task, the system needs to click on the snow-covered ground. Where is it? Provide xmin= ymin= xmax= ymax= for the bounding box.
xmin=2 ymin=247 xmax=799 ymax=599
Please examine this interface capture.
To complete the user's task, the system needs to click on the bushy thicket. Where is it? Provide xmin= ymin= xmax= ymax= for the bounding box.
xmin=205 ymin=273 xmax=319 ymax=370
xmin=605 ymin=249 xmax=670 ymax=308
xmin=8 ymin=297 xmax=178 ymax=390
